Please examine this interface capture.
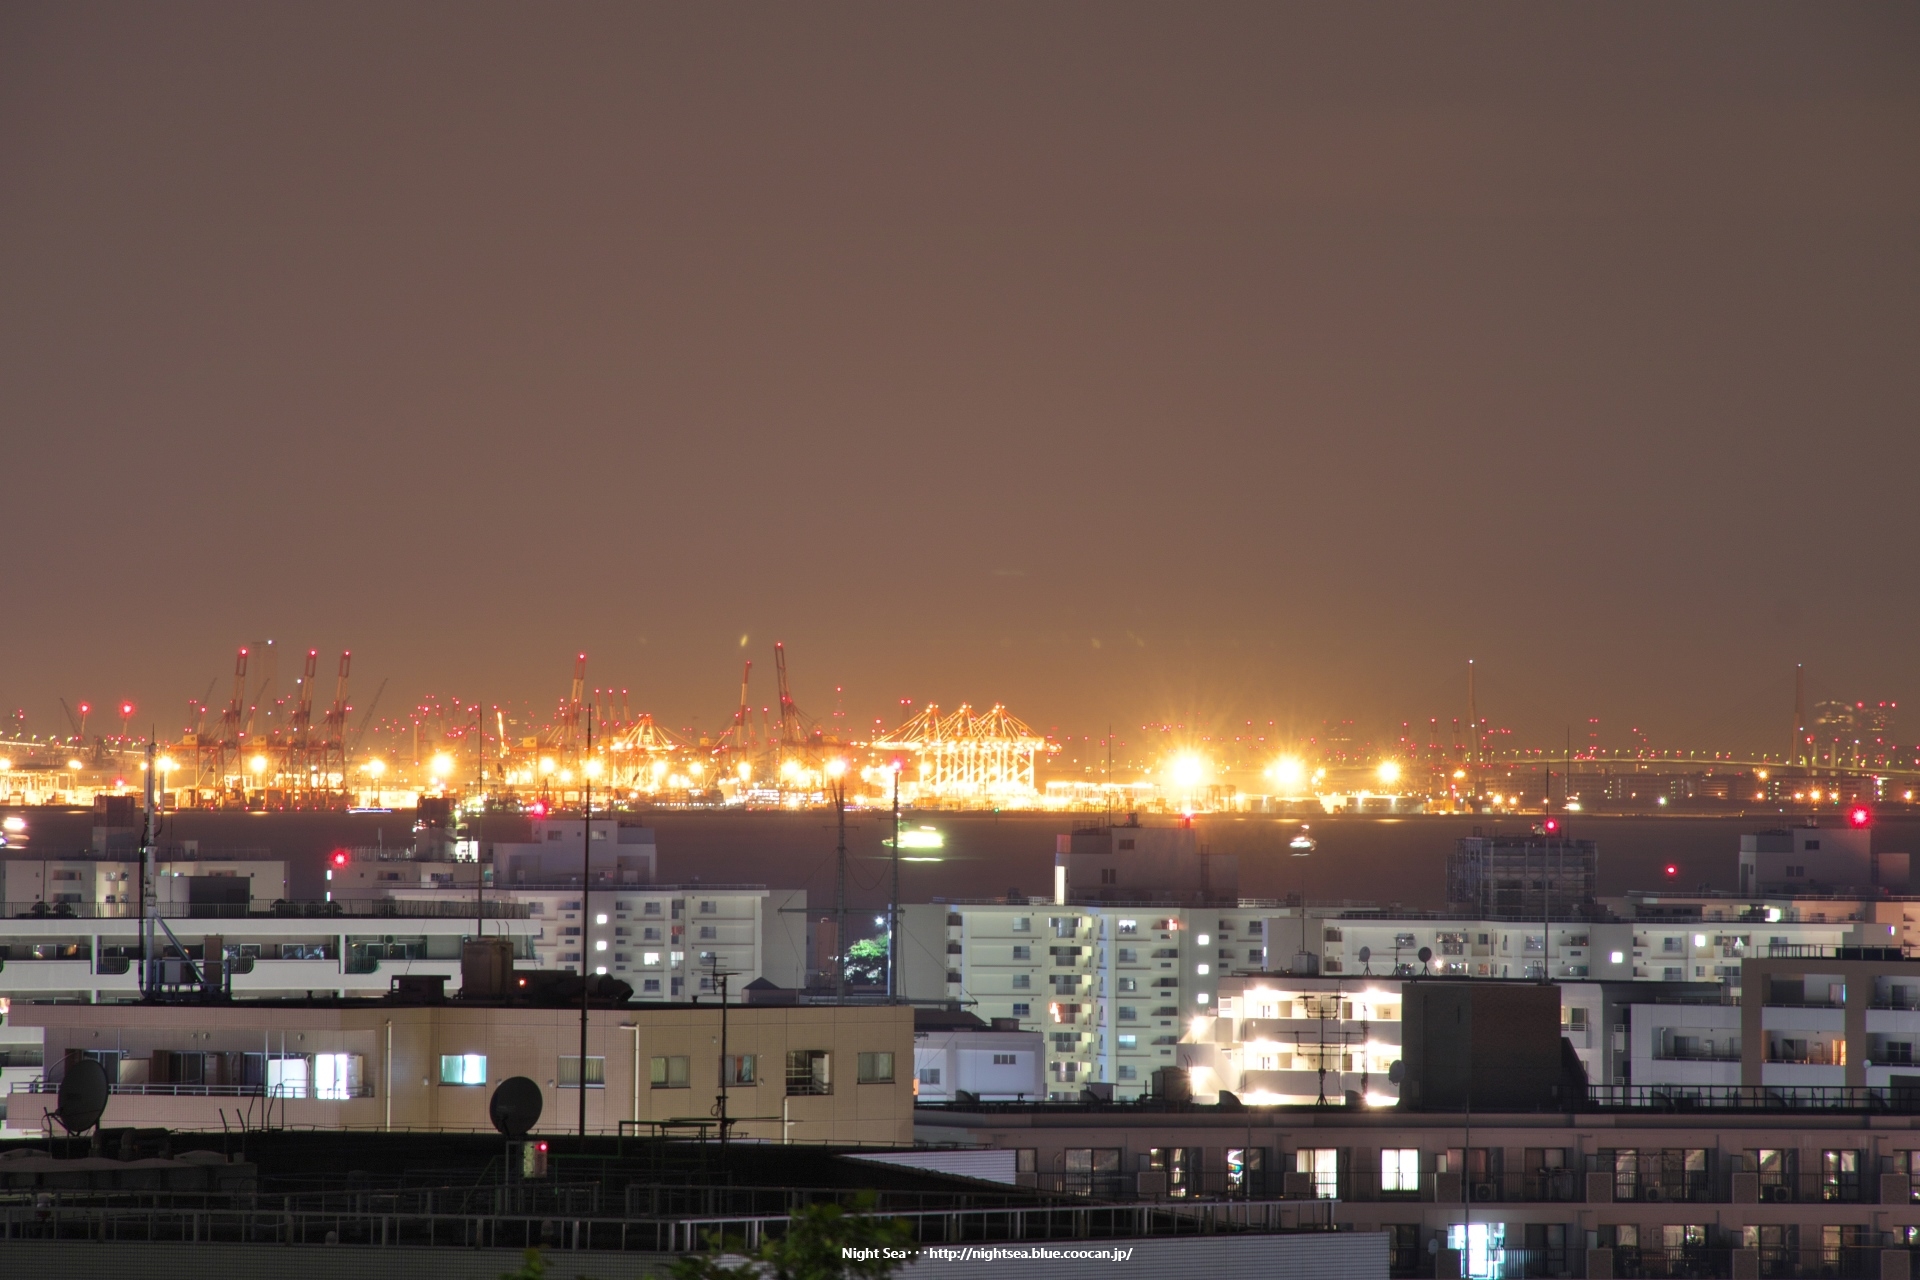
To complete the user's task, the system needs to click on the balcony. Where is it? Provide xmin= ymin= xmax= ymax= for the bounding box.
xmin=1652 ymin=1046 xmax=1741 ymax=1063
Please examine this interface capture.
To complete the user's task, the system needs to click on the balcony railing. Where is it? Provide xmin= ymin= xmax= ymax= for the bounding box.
xmin=1651 ymin=1047 xmax=1742 ymax=1063
xmin=10 ymin=1080 xmax=374 ymax=1099
xmin=1587 ymin=1084 xmax=1915 ymax=1112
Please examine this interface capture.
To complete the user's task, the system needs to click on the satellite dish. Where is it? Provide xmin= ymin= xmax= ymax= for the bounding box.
xmin=1357 ymin=946 xmax=1371 ymax=963
xmin=1416 ymin=946 xmax=1433 ymax=969
xmin=1387 ymin=1060 xmax=1404 ymax=1085
xmin=56 ymin=1058 xmax=109 ymax=1135
xmin=489 ymin=1076 xmax=543 ymax=1139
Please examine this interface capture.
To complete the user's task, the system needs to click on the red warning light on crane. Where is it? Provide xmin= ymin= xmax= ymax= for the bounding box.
xmin=1851 ymin=807 xmax=1872 ymax=829
xmin=1665 ymin=863 xmax=1679 ymax=878
xmin=329 ymin=849 xmax=351 ymax=868
xmin=1542 ymin=817 xmax=1560 ymax=834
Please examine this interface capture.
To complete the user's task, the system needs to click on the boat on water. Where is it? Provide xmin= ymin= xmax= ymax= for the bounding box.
xmin=1289 ymin=824 xmax=1316 ymax=854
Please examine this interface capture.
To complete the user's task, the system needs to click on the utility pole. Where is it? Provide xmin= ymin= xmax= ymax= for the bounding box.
xmin=139 ymin=737 xmax=157 ymax=999
xmin=579 ymin=704 xmax=592 ymax=1141
xmin=1466 ymin=660 xmax=1479 ymax=801
xmin=1792 ymin=663 xmax=1808 ymax=768
xmin=889 ymin=764 xmax=901 ymax=1002
xmin=475 ymin=702 xmax=485 ymax=939
xmin=831 ymin=759 xmax=848 ymax=1004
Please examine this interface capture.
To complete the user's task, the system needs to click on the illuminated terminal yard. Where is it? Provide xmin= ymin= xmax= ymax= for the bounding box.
xmin=0 ymin=646 xmax=1911 ymax=819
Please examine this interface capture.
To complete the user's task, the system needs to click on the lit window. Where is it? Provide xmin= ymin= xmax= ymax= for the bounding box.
xmin=644 ymin=951 xmax=660 ymax=964
xmin=595 ymin=939 xmax=608 ymax=951
xmin=595 ymin=913 xmax=608 ymax=925
xmin=1381 ymin=1148 xmax=1419 ymax=1192
xmin=1299 ymin=1147 xmax=1338 ymax=1199
xmin=313 ymin=1052 xmax=363 ymax=1100
xmin=267 ymin=1057 xmax=309 ymax=1099
xmin=439 ymin=1054 xmax=487 ymax=1086
xmin=1196 ymin=964 xmax=1210 ymax=976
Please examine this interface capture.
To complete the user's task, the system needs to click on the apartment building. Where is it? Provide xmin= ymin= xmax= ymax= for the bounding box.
xmin=1284 ymin=897 xmax=1891 ymax=1000
xmin=913 ymin=1097 xmax=1920 ymax=1277
xmin=902 ymin=898 xmax=1273 ymax=1101
xmin=915 ymin=980 xmax=1920 ymax=1278
xmin=0 ymin=849 xmax=288 ymax=914
xmin=377 ymin=880 xmax=806 ymax=1000
xmin=13 ymin=996 xmax=915 ymax=1144
xmin=327 ymin=819 xmax=809 ymax=1001
xmin=0 ymin=905 xmax=538 ymax=1006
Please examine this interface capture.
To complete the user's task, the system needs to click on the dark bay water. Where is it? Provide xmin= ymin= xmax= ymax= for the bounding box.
xmin=13 ymin=807 xmax=1920 ymax=923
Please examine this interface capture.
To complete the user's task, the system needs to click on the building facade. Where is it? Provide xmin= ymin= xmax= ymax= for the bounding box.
xmin=11 ymin=998 xmax=915 ymax=1144
xmin=912 ymin=1098 xmax=1920 ymax=1277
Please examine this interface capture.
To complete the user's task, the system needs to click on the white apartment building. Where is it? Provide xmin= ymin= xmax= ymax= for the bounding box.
xmin=1282 ymin=898 xmax=1894 ymax=1000
xmin=329 ymin=819 xmax=809 ymax=1001
xmin=0 ymin=910 xmax=538 ymax=1006
xmin=1179 ymin=974 xmax=1720 ymax=1106
xmin=902 ymin=899 xmax=1272 ymax=1100
xmin=392 ymin=882 xmax=808 ymax=1000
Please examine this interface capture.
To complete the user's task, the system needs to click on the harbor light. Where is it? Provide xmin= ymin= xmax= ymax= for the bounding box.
xmin=249 ymin=755 xmax=268 ymax=774
xmin=1170 ymin=753 xmax=1206 ymax=788
xmin=1376 ymin=760 xmax=1402 ymax=786
xmin=1267 ymin=756 xmax=1306 ymax=790
xmin=430 ymin=753 xmax=454 ymax=778
xmin=367 ymin=758 xmax=387 ymax=778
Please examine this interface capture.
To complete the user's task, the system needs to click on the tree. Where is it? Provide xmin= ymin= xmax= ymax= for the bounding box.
xmin=670 ymin=1194 xmax=912 ymax=1280
xmin=844 ymin=936 xmax=889 ymax=986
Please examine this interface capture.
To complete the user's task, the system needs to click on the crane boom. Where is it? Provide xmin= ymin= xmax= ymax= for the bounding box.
xmin=775 ymin=643 xmax=803 ymax=749
xmin=349 ymin=677 xmax=388 ymax=752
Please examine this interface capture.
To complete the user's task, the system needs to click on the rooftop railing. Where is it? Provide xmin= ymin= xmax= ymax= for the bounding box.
xmin=0 ymin=899 xmax=530 ymax=922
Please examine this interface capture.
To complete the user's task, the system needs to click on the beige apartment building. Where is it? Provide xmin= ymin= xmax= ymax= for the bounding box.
xmin=13 ymin=998 xmax=913 ymax=1145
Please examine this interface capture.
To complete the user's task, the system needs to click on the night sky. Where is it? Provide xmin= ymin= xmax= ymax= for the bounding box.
xmin=3 ymin=5 xmax=1915 ymax=751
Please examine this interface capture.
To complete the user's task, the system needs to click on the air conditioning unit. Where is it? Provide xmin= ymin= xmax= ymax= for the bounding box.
xmin=1764 ymin=1185 xmax=1792 ymax=1203
xmin=1644 ymin=1186 xmax=1666 ymax=1203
